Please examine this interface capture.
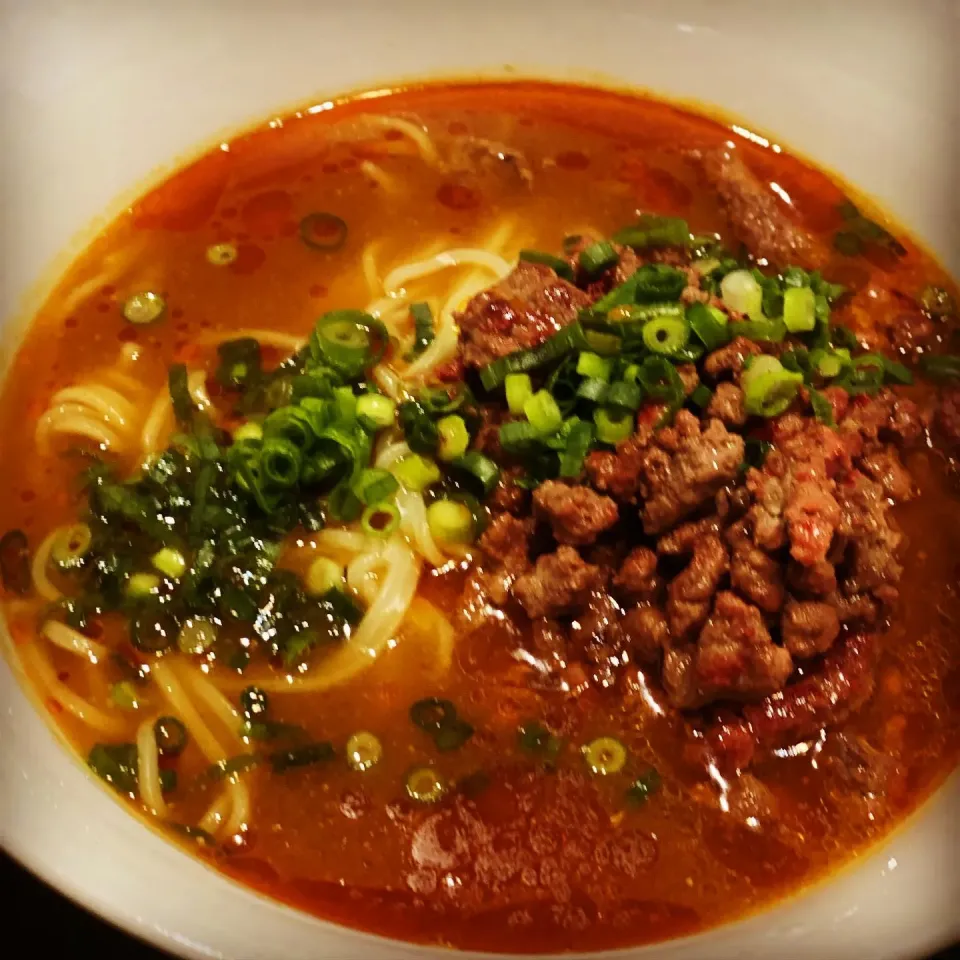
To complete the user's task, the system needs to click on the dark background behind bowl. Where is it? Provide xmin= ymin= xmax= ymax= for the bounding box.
xmin=4 ymin=850 xmax=957 ymax=959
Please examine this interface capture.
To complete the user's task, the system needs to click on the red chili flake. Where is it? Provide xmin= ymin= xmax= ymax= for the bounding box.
xmin=340 ymin=157 xmax=358 ymax=170
xmin=64 ymin=316 xmax=78 ymax=329
xmin=20 ymin=490 xmax=35 ymax=503
xmin=322 ymin=162 xmax=339 ymax=175
xmin=97 ymin=302 xmax=110 ymax=314
xmin=171 ymin=306 xmax=184 ymax=320
xmin=436 ymin=182 xmax=480 ymax=211
xmin=100 ymin=285 xmax=116 ymax=297
xmin=46 ymin=697 xmax=63 ymax=715
xmin=240 ymin=189 xmax=292 ymax=237
xmin=308 ymin=283 xmax=328 ymax=299
xmin=447 ymin=121 xmax=468 ymax=135
xmin=555 ymin=150 xmax=590 ymax=171
xmin=117 ymin=326 xmax=138 ymax=342
xmin=221 ymin=206 xmax=237 ymax=219
xmin=57 ymin=671 xmax=70 ymax=683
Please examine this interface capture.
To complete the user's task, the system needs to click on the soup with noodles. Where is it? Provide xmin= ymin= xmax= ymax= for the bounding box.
xmin=1 ymin=81 xmax=959 ymax=952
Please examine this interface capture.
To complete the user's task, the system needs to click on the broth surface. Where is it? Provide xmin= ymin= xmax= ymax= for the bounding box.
xmin=1 ymin=81 xmax=958 ymax=952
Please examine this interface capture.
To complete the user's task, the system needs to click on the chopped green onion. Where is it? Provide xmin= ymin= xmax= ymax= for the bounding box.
xmin=519 ymin=249 xmax=574 ymax=281
xmin=577 ymin=377 xmax=609 ymax=404
xmin=410 ymin=697 xmax=457 ymax=732
xmin=920 ymin=354 xmax=960 ymax=382
xmin=390 ymin=453 xmax=441 ymax=492
xmin=426 ymin=499 xmax=475 ymax=544
xmin=405 ymin=765 xmax=446 ymax=803
xmin=333 ymin=385 xmax=357 ymax=424
xmin=605 ymin=380 xmax=642 ymax=411
xmin=687 ymin=303 xmax=730 ymax=351
xmin=517 ymin=721 xmax=564 ymax=764
xmin=626 ymin=768 xmax=662 ymax=806
xmin=642 ymin=315 xmax=691 ymax=356
xmin=352 ymin=468 xmax=398 ymax=507
xmin=728 ymin=317 xmax=787 ymax=343
xmin=743 ymin=356 xmax=804 ymax=417
xmin=505 ymin=373 xmax=534 ymax=415
xmin=594 ymin=407 xmax=633 ymax=444
xmin=523 ymin=390 xmax=563 ymax=435
xmin=408 ymin=301 xmax=435 ymax=357
xmin=603 ymin=301 xmax=685 ymax=325
xmin=269 ymin=741 xmax=335 ymax=772
xmin=558 ymin=420 xmax=594 ymax=478
xmin=299 ymin=212 xmax=347 ymax=251
xmin=577 ymin=351 xmax=613 ymax=382
xmin=449 ymin=451 xmax=500 ymax=497
xmin=345 ymin=731 xmax=383 ymax=772
xmin=592 ymin=264 xmax=687 ymax=313
xmin=360 ymin=502 xmax=401 ymax=537
xmin=419 ymin=382 xmax=472 ymax=415
xmin=582 ymin=736 xmax=627 ymax=775
xmin=305 ymin=556 xmax=345 ymax=596
xmin=636 ymin=356 xmax=684 ymax=405
xmin=151 ymin=547 xmax=187 ymax=580
xmin=720 ymin=269 xmax=763 ymax=319
xmin=154 ymin=716 xmax=188 ymax=757
xmin=478 ymin=321 xmax=589 ymax=390
xmin=177 ymin=617 xmax=218 ymax=654
xmin=240 ymin=686 xmax=269 ymax=719
xmin=216 ymin=337 xmax=263 ymax=391
xmin=579 ymin=240 xmax=619 ymax=275
xmin=397 ymin=400 xmax=439 ymax=455
xmin=809 ymin=348 xmax=846 ymax=379
xmin=783 ymin=286 xmax=816 ymax=333
xmin=356 ymin=393 xmax=396 ymax=430
xmin=436 ymin=415 xmax=470 ymax=461
xmin=613 ymin=214 xmax=690 ymax=250
xmin=310 ymin=310 xmax=387 ymax=378
xmin=0 ymin=529 xmax=30 ymax=595
xmin=499 ymin=420 xmax=541 ymax=453
xmin=261 ymin=437 xmax=302 ymax=488
xmin=122 ymin=291 xmax=166 ymax=325
xmin=836 ymin=354 xmax=886 ymax=396
xmin=206 ymin=242 xmax=238 ymax=266
xmin=232 ymin=421 xmax=263 ymax=444
xmin=810 ymin=389 xmax=835 ymax=426
xmin=110 ymin=680 xmax=140 ymax=710
xmin=51 ymin=523 xmax=92 ymax=569
xmin=689 ymin=384 xmax=713 ymax=409
xmin=882 ymin=356 xmax=913 ymax=385
xmin=126 ymin=572 xmax=160 ymax=598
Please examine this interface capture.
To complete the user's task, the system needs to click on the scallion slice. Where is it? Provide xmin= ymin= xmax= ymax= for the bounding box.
xmin=641 ymin=315 xmax=691 ymax=356
xmin=523 ymin=390 xmax=563 ymax=435
xmin=582 ymin=736 xmax=627 ymax=775
xmin=206 ymin=242 xmax=238 ymax=266
xmin=478 ymin=321 xmax=589 ymax=390
xmin=360 ymin=501 xmax=401 ymax=537
xmin=122 ymin=291 xmax=166 ymax=325
xmin=405 ymin=765 xmax=447 ymax=803
xmin=390 ymin=453 xmax=441 ymax=492
xmin=426 ymin=499 xmax=475 ymax=544
xmin=310 ymin=310 xmax=388 ymax=378
xmin=408 ymin=302 xmax=435 ymax=357
xmin=576 ymin=351 xmax=613 ymax=382
xmin=720 ymin=269 xmax=764 ymax=319
xmin=579 ymin=240 xmax=619 ymax=276
xmin=449 ymin=451 xmax=500 ymax=497
xmin=743 ymin=356 xmax=803 ymax=417
xmin=687 ymin=302 xmax=730 ymax=351
xmin=558 ymin=420 xmax=595 ymax=478
xmin=594 ymin=407 xmax=633 ymax=444
xmin=613 ymin=214 xmax=690 ymax=250
xmin=920 ymin=353 xmax=960 ymax=382
xmin=299 ymin=212 xmax=347 ymax=251
xmin=436 ymin=415 xmax=470 ymax=461
xmin=783 ymin=286 xmax=816 ymax=333
xmin=605 ymin=380 xmax=642 ymax=411
xmin=356 ymin=392 xmax=396 ymax=429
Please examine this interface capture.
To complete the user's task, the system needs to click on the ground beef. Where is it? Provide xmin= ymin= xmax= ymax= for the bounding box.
xmin=693 ymin=592 xmax=793 ymax=703
xmin=706 ymin=382 xmax=746 ymax=426
xmin=666 ymin=535 xmax=729 ymax=639
xmin=781 ymin=600 xmax=841 ymax=658
xmin=859 ymin=446 xmax=915 ymax=502
xmin=703 ymin=336 xmax=763 ymax=380
xmin=620 ymin=604 xmax=670 ymax=664
xmin=456 ymin=261 xmax=591 ymax=369
xmin=696 ymin=146 xmax=824 ymax=269
xmin=613 ymin=546 xmax=662 ymax=601
xmin=835 ymin=474 xmax=903 ymax=600
xmin=937 ymin=385 xmax=960 ymax=446
xmin=700 ymin=631 xmax=878 ymax=772
xmin=839 ymin=389 xmax=925 ymax=449
xmin=568 ymin=592 xmax=628 ymax=687
xmin=787 ymin=559 xmax=837 ymax=596
xmin=532 ymin=479 xmax=619 ymax=546
xmin=480 ymin=512 xmax=532 ymax=564
xmin=562 ymin=236 xmax=643 ymax=296
xmin=488 ymin=465 xmax=529 ymax=515
xmin=584 ymin=421 xmax=656 ymax=502
xmin=640 ymin=413 xmax=745 ymax=533
xmin=657 ymin=516 xmax=721 ymax=554
xmin=729 ymin=540 xmax=785 ymax=613
xmin=447 ymin=136 xmax=533 ymax=184
xmin=825 ymin=732 xmax=904 ymax=812
xmin=512 ymin=546 xmax=605 ymax=619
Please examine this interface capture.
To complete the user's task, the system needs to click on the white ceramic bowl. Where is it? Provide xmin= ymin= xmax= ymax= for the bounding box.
xmin=1 ymin=1 xmax=958 ymax=957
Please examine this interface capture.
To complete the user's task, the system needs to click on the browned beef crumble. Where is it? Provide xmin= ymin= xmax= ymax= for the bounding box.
xmin=532 ymin=479 xmax=619 ymax=546
xmin=456 ymin=260 xmax=591 ymax=370
xmin=512 ymin=546 xmax=605 ymax=619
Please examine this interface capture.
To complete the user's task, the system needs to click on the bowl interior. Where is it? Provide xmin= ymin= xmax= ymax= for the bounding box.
xmin=0 ymin=1 xmax=958 ymax=958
